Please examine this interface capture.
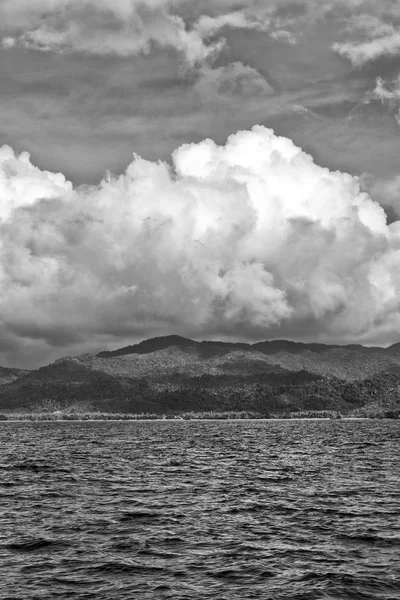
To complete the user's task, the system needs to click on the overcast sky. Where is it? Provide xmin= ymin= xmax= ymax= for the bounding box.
xmin=1 ymin=0 xmax=400 ymax=368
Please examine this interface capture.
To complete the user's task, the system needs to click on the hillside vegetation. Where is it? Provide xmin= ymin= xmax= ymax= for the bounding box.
xmin=0 ymin=336 xmax=399 ymax=417
xmin=0 ymin=366 xmax=30 ymax=386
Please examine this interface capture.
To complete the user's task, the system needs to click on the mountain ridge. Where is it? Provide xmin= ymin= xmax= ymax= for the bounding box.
xmin=0 ymin=336 xmax=399 ymax=417
xmin=97 ymin=335 xmax=392 ymax=358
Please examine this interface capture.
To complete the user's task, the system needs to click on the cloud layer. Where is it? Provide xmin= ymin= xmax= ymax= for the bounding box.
xmin=1 ymin=125 xmax=400 ymax=367
xmin=0 ymin=0 xmax=222 ymax=64
xmin=2 ymin=0 xmax=400 ymax=67
xmin=332 ymin=3 xmax=400 ymax=66
xmin=0 ymin=0 xmax=307 ymax=60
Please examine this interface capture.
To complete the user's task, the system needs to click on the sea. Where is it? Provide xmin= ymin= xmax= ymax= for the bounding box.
xmin=0 ymin=420 xmax=399 ymax=600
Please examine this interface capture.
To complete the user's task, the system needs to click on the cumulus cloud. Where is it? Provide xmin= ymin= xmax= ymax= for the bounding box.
xmin=361 ymin=173 xmax=400 ymax=220
xmin=2 ymin=126 xmax=400 ymax=367
xmin=0 ymin=145 xmax=72 ymax=221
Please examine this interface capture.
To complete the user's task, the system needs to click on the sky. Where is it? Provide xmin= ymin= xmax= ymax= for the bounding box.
xmin=1 ymin=0 xmax=400 ymax=368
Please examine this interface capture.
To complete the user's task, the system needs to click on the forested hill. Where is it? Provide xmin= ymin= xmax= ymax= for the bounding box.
xmin=0 ymin=336 xmax=399 ymax=417
xmin=0 ymin=366 xmax=30 ymax=386
xmin=98 ymin=335 xmax=386 ymax=358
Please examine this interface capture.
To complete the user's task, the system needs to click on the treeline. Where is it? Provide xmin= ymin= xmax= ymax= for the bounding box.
xmin=0 ymin=412 xmax=161 ymax=421
xmin=1 ymin=368 xmax=400 ymax=417
xmin=272 ymin=410 xmax=343 ymax=419
xmin=0 ymin=411 xmax=268 ymax=421
xmin=1 ymin=409 xmax=398 ymax=421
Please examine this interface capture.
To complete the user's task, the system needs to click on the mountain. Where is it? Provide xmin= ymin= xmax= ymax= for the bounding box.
xmin=251 ymin=340 xmax=382 ymax=355
xmin=0 ymin=366 xmax=30 ymax=386
xmin=98 ymin=336 xmax=400 ymax=381
xmin=98 ymin=335 xmax=200 ymax=357
xmin=350 ymin=373 xmax=400 ymax=418
xmin=99 ymin=335 xmax=394 ymax=360
xmin=383 ymin=342 xmax=400 ymax=356
xmin=0 ymin=336 xmax=399 ymax=416
xmin=98 ymin=335 xmax=252 ymax=359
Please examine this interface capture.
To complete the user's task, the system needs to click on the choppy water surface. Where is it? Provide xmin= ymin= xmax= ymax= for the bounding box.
xmin=0 ymin=420 xmax=399 ymax=600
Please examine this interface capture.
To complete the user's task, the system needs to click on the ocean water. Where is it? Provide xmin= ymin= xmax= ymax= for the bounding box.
xmin=0 ymin=420 xmax=399 ymax=600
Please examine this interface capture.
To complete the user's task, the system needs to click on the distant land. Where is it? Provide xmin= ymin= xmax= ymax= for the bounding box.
xmin=0 ymin=336 xmax=399 ymax=418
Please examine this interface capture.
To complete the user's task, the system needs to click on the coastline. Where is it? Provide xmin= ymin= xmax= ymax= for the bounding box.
xmin=0 ymin=415 xmax=385 ymax=422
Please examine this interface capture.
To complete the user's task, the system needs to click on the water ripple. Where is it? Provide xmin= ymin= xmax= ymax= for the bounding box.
xmin=0 ymin=420 xmax=399 ymax=599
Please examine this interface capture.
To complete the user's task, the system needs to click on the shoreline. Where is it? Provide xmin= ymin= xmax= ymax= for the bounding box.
xmin=0 ymin=417 xmax=381 ymax=422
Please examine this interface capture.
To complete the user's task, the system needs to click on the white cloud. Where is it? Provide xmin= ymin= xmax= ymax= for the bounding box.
xmin=373 ymin=75 xmax=400 ymax=101
xmin=333 ymin=32 xmax=400 ymax=66
xmin=194 ymin=4 xmax=300 ymax=44
xmin=193 ymin=0 xmax=400 ymax=53
xmin=372 ymin=74 xmax=400 ymax=124
xmin=361 ymin=173 xmax=400 ymax=218
xmin=0 ymin=0 xmax=304 ymax=62
xmin=1 ymin=36 xmax=16 ymax=49
xmin=361 ymin=74 xmax=400 ymax=124
xmin=5 ymin=0 xmax=400 ymax=67
xmin=0 ymin=0 xmax=222 ymax=65
xmin=342 ymin=13 xmax=396 ymax=39
xmin=195 ymin=11 xmax=271 ymax=37
xmin=2 ymin=125 xmax=400 ymax=366
xmin=330 ymin=0 xmax=400 ymax=65
xmin=0 ymin=145 xmax=72 ymax=222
